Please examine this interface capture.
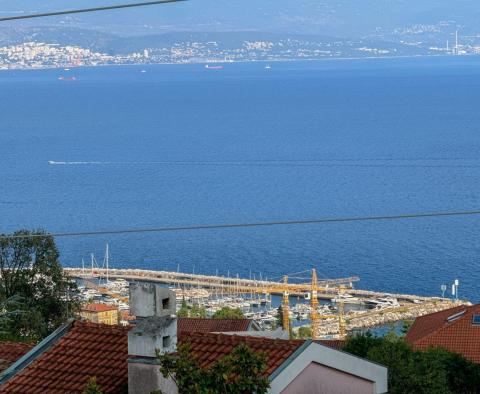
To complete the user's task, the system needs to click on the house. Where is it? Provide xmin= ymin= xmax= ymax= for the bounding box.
xmin=80 ymin=303 xmax=119 ymax=325
xmin=177 ymin=317 xmax=260 ymax=335
xmin=0 ymin=284 xmax=388 ymax=394
xmin=128 ymin=283 xmax=387 ymax=394
xmin=405 ymin=303 xmax=480 ymax=363
xmin=0 ymin=320 xmax=130 ymax=393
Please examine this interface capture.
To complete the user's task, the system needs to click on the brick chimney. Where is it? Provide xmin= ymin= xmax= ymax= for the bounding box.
xmin=128 ymin=283 xmax=178 ymax=394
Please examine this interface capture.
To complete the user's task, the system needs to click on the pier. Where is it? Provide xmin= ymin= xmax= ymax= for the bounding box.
xmin=65 ymin=267 xmax=434 ymax=302
xmin=65 ymin=267 xmax=465 ymax=338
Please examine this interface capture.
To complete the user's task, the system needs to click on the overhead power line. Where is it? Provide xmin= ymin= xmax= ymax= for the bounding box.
xmin=0 ymin=0 xmax=186 ymax=22
xmin=1 ymin=209 xmax=480 ymax=240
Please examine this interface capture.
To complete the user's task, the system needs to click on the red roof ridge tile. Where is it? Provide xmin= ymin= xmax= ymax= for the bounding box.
xmin=81 ymin=303 xmax=119 ymax=312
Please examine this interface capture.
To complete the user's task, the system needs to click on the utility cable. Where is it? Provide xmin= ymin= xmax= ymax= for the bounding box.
xmin=1 ymin=209 xmax=480 ymax=240
xmin=0 ymin=0 xmax=186 ymax=22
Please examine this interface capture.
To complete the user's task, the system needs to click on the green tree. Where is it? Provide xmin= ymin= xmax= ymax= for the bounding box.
xmin=296 ymin=326 xmax=312 ymax=339
xmin=401 ymin=320 xmax=414 ymax=336
xmin=190 ymin=305 xmax=207 ymax=318
xmin=343 ymin=331 xmax=383 ymax=358
xmin=212 ymin=306 xmax=244 ymax=319
xmin=0 ymin=230 xmax=79 ymax=341
xmin=344 ymin=333 xmax=480 ymax=394
xmin=177 ymin=299 xmax=207 ymax=318
xmin=83 ymin=377 xmax=103 ymax=394
xmin=276 ymin=305 xmax=283 ymax=328
xmin=423 ymin=347 xmax=480 ymax=393
xmin=157 ymin=343 xmax=270 ymax=394
xmin=177 ymin=298 xmax=190 ymax=318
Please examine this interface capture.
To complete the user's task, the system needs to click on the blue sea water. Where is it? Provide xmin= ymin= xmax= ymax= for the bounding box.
xmin=1 ymin=57 xmax=480 ymax=301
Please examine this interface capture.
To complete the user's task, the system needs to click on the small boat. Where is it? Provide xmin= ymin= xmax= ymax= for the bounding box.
xmin=58 ymin=76 xmax=76 ymax=81
xmin=331 ymin=293 xmax=361 ymax=304
xmin=366 ymin=297 xmax=400 ymax=308
xmin=265 ymin=65 xmax=272 ymax=69
xmin=205 ymin=64 xmax=223 ymax=70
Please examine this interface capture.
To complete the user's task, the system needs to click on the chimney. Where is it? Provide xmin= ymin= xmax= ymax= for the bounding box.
xmin=128 ymin=283 xmax=178 ymax=394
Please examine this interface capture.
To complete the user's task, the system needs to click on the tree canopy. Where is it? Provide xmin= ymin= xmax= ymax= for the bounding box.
xmin=344 ymin=332 xmax=480 ymax=394
xmin=294 ymin=326 xmax=312 ymax=339
xmin=0 ymin=230 xmax=79 ymax=341
xmin=212 ymin=306 xmax=244 ymax=319
xmin=157 ymin=342 xmax=270 ymax=394
xmin=177 ymin=299 xmax=207 ymax=318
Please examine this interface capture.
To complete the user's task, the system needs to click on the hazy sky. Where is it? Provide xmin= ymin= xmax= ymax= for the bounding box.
xmin=0 ymin=0 xmax=478 ymax=37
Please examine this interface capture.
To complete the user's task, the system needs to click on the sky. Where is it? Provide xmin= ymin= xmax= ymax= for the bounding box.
xmin=0 ymin=0 xmax=479 ymax=37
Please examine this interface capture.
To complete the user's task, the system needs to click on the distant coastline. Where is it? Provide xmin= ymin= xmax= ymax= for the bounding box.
xmin=1 ymin=53 xmax=477 ymax=72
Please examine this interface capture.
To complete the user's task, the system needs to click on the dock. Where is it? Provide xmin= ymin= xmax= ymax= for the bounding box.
xmin=65 ymin=267 xmax=435 ymax=302
xmin=66 ymin=267 xmax=466 ymax=338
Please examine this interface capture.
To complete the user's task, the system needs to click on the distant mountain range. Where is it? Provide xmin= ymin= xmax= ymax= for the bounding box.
xmin=0 ymin=0 xmax=479 ymax=54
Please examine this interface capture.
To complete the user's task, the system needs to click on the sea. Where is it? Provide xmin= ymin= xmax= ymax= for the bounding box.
xmin=1 ymin=56 xmax=480 ymax=301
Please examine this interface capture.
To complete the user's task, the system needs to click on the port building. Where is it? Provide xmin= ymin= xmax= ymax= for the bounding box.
xmin=80 ymin=303 xmax=120 ymax=325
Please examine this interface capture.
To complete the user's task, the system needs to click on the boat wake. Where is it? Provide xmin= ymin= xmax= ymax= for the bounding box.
xmin=48 ymin=161 xmax=105 ymax=165
xmin=47 ymin=158 xmax=480 ymax=168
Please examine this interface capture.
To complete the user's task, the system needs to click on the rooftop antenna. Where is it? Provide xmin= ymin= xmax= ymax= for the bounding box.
xmin=441 ymin=284 xmax=447 ymax=298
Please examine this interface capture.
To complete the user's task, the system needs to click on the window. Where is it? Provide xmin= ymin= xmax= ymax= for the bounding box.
xmin=472 ymin=315 xmax=480 ymax=325
xmin=446 ymin=309 xmax=466 ymax=322
xmin=162 ymin=297 xmax=170 ymax=310
xmin=163 ymin=336 xmax=171 ymax=348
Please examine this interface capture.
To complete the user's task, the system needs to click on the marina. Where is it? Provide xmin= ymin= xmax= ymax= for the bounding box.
xmin=65 ymin=264 xmax=464 ymax=339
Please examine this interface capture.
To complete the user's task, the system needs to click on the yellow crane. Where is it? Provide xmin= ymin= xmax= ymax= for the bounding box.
xmin=264 ymin=270 xmax=357 ymax=339
xmin=338 ymin=284 xmax=347 ymax=339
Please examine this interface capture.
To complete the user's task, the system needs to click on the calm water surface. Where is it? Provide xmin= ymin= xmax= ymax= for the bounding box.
xmin=1 ymin=57 xmax=480 ymax=300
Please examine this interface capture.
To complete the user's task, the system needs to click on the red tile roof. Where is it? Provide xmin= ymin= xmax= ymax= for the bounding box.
xmin=180 ymin=332 xmax=304 ymax=376
xmin=178 ymin=318 xmax=253 ymax=336
xmin=81 ymin=303 xmax=118 ymax=313
xmin=0 ymin=321 xmax=130 ymax=394
xmin=316 ymin=339 xmax=346 ymax=350
xmin=0 ymin=342 xmax=34 ymax=373
xmin=405 ymin=304 xmax=480 ymax=363
xmin=0 ymin=320 xmax=308 ymax=392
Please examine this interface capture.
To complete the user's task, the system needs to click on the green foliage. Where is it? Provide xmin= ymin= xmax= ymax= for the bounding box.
xmin=401 ymin=320 xmax=414 ymax=335
xmin=190 ymin=305 xmax=207 ymax=318
xmin=178 ymin=301 xmax=207 ymax=318
xmin=177 ymin=298 xmax=190 ymax=318
xmin=344 ymin=333 xmax=480 ymax=394
xmin=291 ymin=326 xmax=312 ymax=339
xmin=0 ymin=230 xmax=80 ymax=341
xmin=82 ymin=377 xmax=103 ymax=394
xmin=212 ymin=306 xmax=244 ymax=319
xmin=157 ymin=342 xmax=270 ymax=394
xmin=343 ymin=331 xmax=384 ymax=358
